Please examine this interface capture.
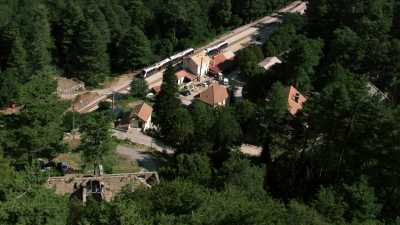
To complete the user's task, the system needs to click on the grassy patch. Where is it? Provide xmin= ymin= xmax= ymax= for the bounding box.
xmin=53 ymin=152 xmax=82 ymax=171
xmin=54 ymin=150 xmax=140 ymax=174
xmin=112 ymin=154 xmax=140 ymax=173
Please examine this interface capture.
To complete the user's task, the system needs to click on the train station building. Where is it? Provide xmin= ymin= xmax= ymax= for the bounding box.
xmin=183 ymin=51 xmax=211 ymax=79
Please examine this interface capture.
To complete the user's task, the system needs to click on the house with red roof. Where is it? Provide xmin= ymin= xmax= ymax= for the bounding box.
xmin=287 ymin=86 xmax=307 ymax=116
xmin=209 ymin=51 xmax=236 ymax=77
xmin=197 ymin=83 xmax=229 ymax=107
xmin=118 ymin=102 xmax=153 ymax=131
xmin=175 ymin=70 xmax=196 ymax=86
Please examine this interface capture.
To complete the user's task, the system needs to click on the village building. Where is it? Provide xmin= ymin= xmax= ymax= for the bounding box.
xmin=46 ymin=171 xmax=159 ymax=202
xmin=197 ymin=83 xmax=229 ymax=107
xmin=57 ymin=77 xmax=85 ymax=99
xmin=287 ymin=85 xmax=307 ymax=116
xmin=209 ymin=51 xmax=236 ymax=78
xmin=0 ymin=102 xmax=22 ymax=115
xmin=175 ymin=69 xmax=196 ymax=86
xmin=258 ymin=56 xmax=282 ymax=71
xmin=366 ymin=82 xmax=389 ymax=101
xmin=183 ymin=51 xmax=211 ymax=79
xmin=119 ymin=102 xmax=153 ymax=131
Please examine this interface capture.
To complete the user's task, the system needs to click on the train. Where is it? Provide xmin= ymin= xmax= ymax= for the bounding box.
xmin=204 ymin=41 xmax=228 ymax=55
xmin=141 ymin=48 xmax=194 ymax=78
xmin=140 ymin=40 xmax=228 ymax=78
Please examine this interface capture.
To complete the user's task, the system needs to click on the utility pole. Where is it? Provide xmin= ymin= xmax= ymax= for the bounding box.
xmin=112 ymin=91 xmax=115 ymax=112
xmin=72 ymin=104 xmax=76 ymax=141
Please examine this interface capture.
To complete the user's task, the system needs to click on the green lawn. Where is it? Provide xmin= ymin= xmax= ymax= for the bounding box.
xmin=54 ymin=151 xmax=140 ymax=174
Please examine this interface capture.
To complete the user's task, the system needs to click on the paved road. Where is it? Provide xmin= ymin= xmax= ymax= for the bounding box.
xmin=112 ymin=129 xmax=174 ymax=154
xmin=74 ymin=1 xmax=306 ymax=113
xmin=116 ymin=145 xmax=159 ymax=171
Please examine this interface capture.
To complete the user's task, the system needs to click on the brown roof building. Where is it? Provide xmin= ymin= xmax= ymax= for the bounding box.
xmin=183 ymin=51 xmax=211 ymax=77
xmin=175 ymin=70 xmax=196 ymax=85
xmin=258 ymin=57 xmax=282 ymax=71
xmin=198 ymin=83 xmax=229 ymax=107
xmin=287 ymin=86 xmax=307 ymax=116
xmin=133 ymin=102 xmax=153 ymax=123
xmin=119 ymin=102 xmax=153 ymax=131
xmin=209 ymin=51 xmax=235 ymax=75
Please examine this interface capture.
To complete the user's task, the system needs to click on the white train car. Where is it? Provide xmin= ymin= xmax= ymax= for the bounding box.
xmin=141 ymin=65 xmax=159 ymax=78
xmin=205 ymin=41 xmax=228 ymax=55
xmin=169 ymin=48 xmax=194 ymax=62
xmin=156 ymin=58 xmax=171 ymax=68
xmin=141 ymin=48 xmax=195 ymax=78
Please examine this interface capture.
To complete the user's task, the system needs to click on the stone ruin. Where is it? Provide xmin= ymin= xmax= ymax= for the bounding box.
xmin=46 ymin=172 xmax=159 ymax=202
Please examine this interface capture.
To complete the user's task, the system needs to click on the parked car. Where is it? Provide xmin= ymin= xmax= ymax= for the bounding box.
xmin=223 ymin=78 xmax=229 ymax=85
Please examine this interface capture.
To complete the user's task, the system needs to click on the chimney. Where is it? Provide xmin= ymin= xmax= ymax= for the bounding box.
xmin=294 ymin=93 xmax=300 ymax=103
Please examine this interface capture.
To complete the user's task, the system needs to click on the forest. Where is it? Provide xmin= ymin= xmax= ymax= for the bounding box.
xmin=0 ymin=0 xmax=400 ymax=224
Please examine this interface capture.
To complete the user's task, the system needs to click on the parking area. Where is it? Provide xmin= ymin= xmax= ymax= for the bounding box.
xmin=178 ymin=75 xmax=231 ymax=105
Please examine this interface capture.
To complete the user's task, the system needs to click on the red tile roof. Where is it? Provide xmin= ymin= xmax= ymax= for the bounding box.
xmin=287 ymin=86 xmax=307 ymax=116
xmin=132 ymin=102 xmax=153 ymax=122
xmin=198 ymin=83 xmax=229 ymax=106
xmin=175 ymin=70 xmax=196 ymax=81
xmin=210 ymin=52 xmax=235 ymax=75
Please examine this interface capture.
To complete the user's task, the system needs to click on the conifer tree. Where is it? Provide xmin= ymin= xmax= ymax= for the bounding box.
xmin=27 ymin=4 xmax=53 ymax=73
xmin=7 ymin=32 xmax=28 ymax=81
xmin=114 ymin=26 xmax=153 ymax=71
xmin=70 ymin=19 xmax=110 ymax=85
xmin=153 ymin=66 xmax=181 ymax=141
xmin=55 ymin=0 xmax=84 ymax=68
xmin=127 ymin=0 xmax=151 ymax=30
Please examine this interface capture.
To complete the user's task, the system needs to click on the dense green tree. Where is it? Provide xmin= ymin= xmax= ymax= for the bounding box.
xmin=307 ymin=0 xmax=394 ymax=39
xmin=191 ymin=189 xmax=286 ymax=225
xmin=237 ymin=46 xmax=264 ymax=79
xmin=313 ymin=187 xmax=347 ymax=225
xmin=3 ymin=73 xmax=66 ymax=163
xmin=286 ymin=200 xmax=330 ymax=225
xmin=211 ymin=107 xmax=241 ymax=164
xmin=232 ymin=0 xmax=267 ymax=22
xmin=6 ymin=32 xmax=27 ymax=80
xmin=210 ymin=0 xmax=232 ymax=31
xmin=130 ymin=77 xmax=149 ymax=99
xmin=234 ymin=99 xmax=257 ymax=142
xmin=114 ymin=26 xmax=153 ymax=71
xmin=263 ymin=23 xmax=297 ymax=57
xmin=326 ymin=27 xmax=365 ymax=73
xmin=0 ymin=70 xmax=20 ymax=106
xmin=165 ymin=107 xmax=194 ymax=147
xmin=0 ymin=185 xmax=69 ymax=225
xmin=80 ymin=0 xmax=111 ymax=44
xmin=154 ymin=0 xmax=209 ymax=48
xmin=109 ymin=198 xmax=150 ymax=225
xmin=126 ymin=0 xmax=151 ymax=30
xmin=279 ymin=36 xmax=324 ymax=91
xmin=53 ymin=0 xmax=84 ymax=68
xmin=79 ymin=112 xmax=115 ymax=170
xmin=344 ymin=177 xmax=381 ymax=222
xmin=266 ymin=81 xmax=288 ymax=119
xmin=26 ymin=4 xmax=53 ymax=73
xmin=216 ymin=154 xmax=265 ymax=196
xmin=171 ymin=153 xmax=212 ymax=185
xmin=153 ymin=66 xmax=180 ymax=138
xmin=149 ymin=179 xmax=207 ymax=216
xmin=188 ymin=100 xmax=216 ymax=152
xmin=68 ymin=18 xmax=110 ymax=85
